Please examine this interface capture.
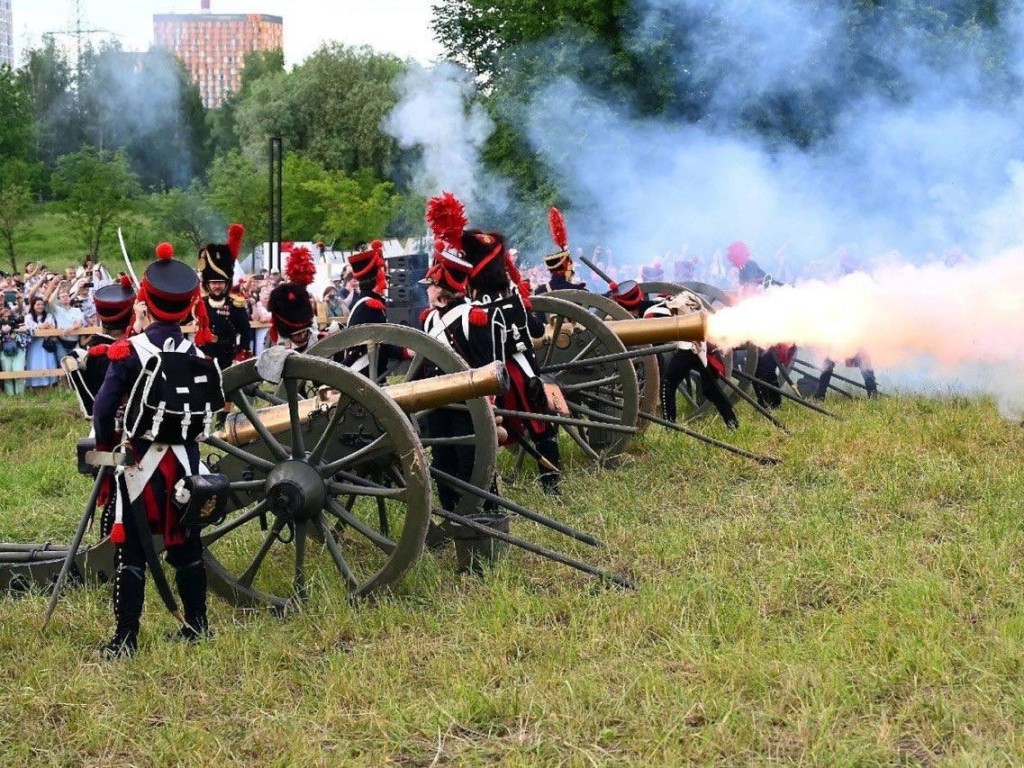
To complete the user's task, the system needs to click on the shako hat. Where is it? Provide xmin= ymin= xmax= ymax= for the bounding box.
xmin=268 ymin=246 xmax=316 ymax=343
xmin=544 ymin=206 xmax=572 ymax=273
xmin=609 ymin=279 xmax=644 ymax=309
xmin=726 ymin=241 xmax=750 ymax=268
xmin=93 ymin=275 xmax=137 ymax=330
xmin=347 ymin=240 xmax=388 ymax=294
xmin=640 ymin=262 xmax=664 ymax=282
xmin=198 ymin=223 xmax=244 ymax=284
xmin=138 ymin=242 xmax=212 ymax=345
xmin=419 ymin=241 xmax=472 ymax=295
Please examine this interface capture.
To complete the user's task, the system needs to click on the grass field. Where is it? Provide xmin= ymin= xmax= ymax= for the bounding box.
xmin=2 ymin=387 xmax=1024 ymax=765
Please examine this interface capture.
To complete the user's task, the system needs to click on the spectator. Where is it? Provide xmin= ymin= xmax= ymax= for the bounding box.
xmin=251 ymin=285 xmax=273 ymax=355
xmin=337 ymin=271 xmax=360 ymax=309
xmin=49 ymin=285 xmax=85 ymax=355
xmin=0 ymin=306 xmax=30 ymax=395
xmin=321 ymin=284 xmax=349 ymax=325
xmin=24 ymin=296 xmax=58 ymax=389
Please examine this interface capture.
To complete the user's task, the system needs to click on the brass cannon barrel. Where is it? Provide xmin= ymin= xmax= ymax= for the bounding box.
xmin=219 ymin=361 xmax=508 ymax=446
xmin=603 ymin=312 xmax=707 ymax=346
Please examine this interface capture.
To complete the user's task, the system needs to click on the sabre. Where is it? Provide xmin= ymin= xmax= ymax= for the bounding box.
xmin=117 ymin=227 xmax=140 ymax=289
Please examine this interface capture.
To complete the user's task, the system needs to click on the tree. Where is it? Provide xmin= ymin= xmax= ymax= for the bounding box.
xmin=0 ymin=182 xmax=33 ymax=274
xmin=306 ymin=169 xmax=401 ymax=246
xmin=207 ymin=49 xmax=285 ymax=160
xmin=51 ymin=148 xmax=141 ymax=260
xmin=0 ymin=64 xmax=37 ymax=171
xmin=234 ymin=44 xmax=406 ymax=178
xmin=17 ymin=36 xmax=78 ymax=177
xmin=205 ymin=149 xmax=268 ymax=253
xmin=146 ymin=183 xmax=221 ymax=250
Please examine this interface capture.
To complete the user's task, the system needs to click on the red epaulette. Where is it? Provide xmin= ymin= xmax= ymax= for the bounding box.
xmin=107 ymin=339 xmax=133 ymax=361
xmin=365 ymin=298 xmax=385 ymax=311
xmin=469 ymin=307 xmax=489 ymax=327
xmin=88 ymin=344 xmax=109 ymax=358
xmin=419 ymin=307 xmax=433 ymax=326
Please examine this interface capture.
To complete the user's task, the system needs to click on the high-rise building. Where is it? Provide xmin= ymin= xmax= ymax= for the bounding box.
xmin=153 ymin=2 xmax=283 ymax=108
xmin=0 ymin=0 xmax=13 ymax=68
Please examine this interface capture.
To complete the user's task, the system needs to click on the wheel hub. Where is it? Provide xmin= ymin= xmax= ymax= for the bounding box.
xmin=265 ymin=460 xmax=325 ymax=523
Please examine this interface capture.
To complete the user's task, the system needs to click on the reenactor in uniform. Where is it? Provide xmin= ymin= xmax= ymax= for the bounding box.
xmin=65 ymin=275 xmax=136 ymax=420
xmin=93 ymin=242 xmax=218 ymax=659
xmin=427 ymin=192 xmax=561 ymax=494
xmin=197 ymin=223 xmax=252 ymax=368
xmin=608 ymin=280 xmax=657 ymax=318
xmin=337 ymin=240 xmax=407 ymax=373
xmin=727 ymin=240 xmax=790 ymax=409
xmin=267 ymin=246 xmax=317 ymax=353
xmin=643 ymin=290 xmax=739 ymax=428
xmin=535 ymin=207 xmax=586 ymax=295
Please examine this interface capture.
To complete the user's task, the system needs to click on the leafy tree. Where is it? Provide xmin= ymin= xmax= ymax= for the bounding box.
xmin=207 ymin=49 xmax=285 ymax=160
xmin=281 ymin=153 xmax=330 ymax=240
xmin=233 ymin=44 xmax=406 ymax=178
xmin=16 ymin=36 xmax=77 ymax=179
xmin=51 ymin=148 xmax=141 ymax=260
xmin=0 ymin=182 xmax=33 ymax=274
xmin=205 ymin=149 xmax=268 ymax=252
xmin=306 ymin=168 xmax=401 ymax=246
xmin=146 ymin=183 xmax=221 ymax=250
xmin=0 ymin=64 xmax=37 ymax=170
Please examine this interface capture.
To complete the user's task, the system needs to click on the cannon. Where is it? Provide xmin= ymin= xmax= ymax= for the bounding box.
xmin=3 ymin=332 xmax=633 ymax=613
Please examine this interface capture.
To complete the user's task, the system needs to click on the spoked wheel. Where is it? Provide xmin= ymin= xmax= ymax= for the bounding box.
xmin=530 ymin=295 xmax=639 ymax=462
xmin=201 ymin=355 xmax=431 ymax=610
xmin=547 ymin=289 xmax=660 ymax=435
xmin=304 ymin=324 xmax=497 ymax=518
xmin=639 ymin=281 xmax=758 ymax=422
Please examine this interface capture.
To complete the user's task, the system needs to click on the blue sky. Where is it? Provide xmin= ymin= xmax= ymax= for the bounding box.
xmin=12 ymin=0 xmax=444 ymax=66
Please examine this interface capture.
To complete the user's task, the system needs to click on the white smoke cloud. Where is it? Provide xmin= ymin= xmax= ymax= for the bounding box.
xmin=385 ymin=61 xmax=507 ymax=214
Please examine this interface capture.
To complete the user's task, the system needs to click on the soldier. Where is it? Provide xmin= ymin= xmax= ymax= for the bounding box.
xmin=608 ymin=280 xmax=657 ymax=318
xmin=427 ymin=192 xmax=561 ymax=494
xmin=64 ymin=275 xmax=136 ymax=420
xmin=336 ymin=240 xmax=407 ymax=373
xmin=535 ymin=207 xmax=586 ymax=295
xmin=197 ymin=223 xmax=252 ymax=368
xmin=643 ymin=290 xmax=739 ymax=428
xmin=92 ymin=242 xmax=219 ymax=659
xmin=267 ymin=246 xmax=318 ymax=353
xmin=727 ymin=240 xmax=790 ymax=409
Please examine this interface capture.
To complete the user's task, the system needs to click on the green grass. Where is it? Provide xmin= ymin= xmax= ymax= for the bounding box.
xmin=2 ymin=388 xmax=1024 ymax=765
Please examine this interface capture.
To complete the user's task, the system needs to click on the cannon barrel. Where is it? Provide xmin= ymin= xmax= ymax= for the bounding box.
xmin=218 ymin=361 xmax=508 ymax=446
xmin=604 ymin=312 xmax=707 ymax=346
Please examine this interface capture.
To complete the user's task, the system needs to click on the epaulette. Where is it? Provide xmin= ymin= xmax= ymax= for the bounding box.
xmin=88 ymin=344 xmax=110 ymax=358
xmin=229 ymin=291 xmax=248 ymax=309
xmin=107 ymin=338 xmax=133 ymax=361
xmin=469 ymin=307 xmax=489 ymax=327
xmin=365 ymin=298 xmax=386 ymax=311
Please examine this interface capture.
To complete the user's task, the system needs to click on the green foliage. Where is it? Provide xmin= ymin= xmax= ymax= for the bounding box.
xmin=16 ymin=35 xmax=77 ymax=179
xmin=305 ymin=169 xmax=401 ymax=247
xmin=0 ymin=63 xmax=36 ymax=169
xmin=50 ymin=148 xmax=141 ymax=260
xmin=145 ymin=183 xmax=222 ymax=251
xmin=0 ymin=182 xmax=33 ymax=274
xmin=206 ymin=49 xmax=286 ymax=160
xmin=233 ymin=44 xmax=406 ymax=178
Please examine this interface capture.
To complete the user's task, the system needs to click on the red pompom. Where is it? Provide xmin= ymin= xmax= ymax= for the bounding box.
xmin=285 ymin=246 xmax=317 ymax=287
xmin=155 ymin=242 xmax=174 ymax=260
xmin=426 ymin=192 xmax=467 ymax=253
xmin=365 ymin=298 xmax=385 ymax=311
xmin=110 ymin=521 xmax=126 ymax=545
xmin=119 ymin=274 xmax=133 ymax=289
xmin=107 ymin=339 xmax=133 ymax=361
xmin=469 ymin=307 xmax=489 ymax=326
xmin=608 ymin=281 xmax=618 ymax=292
xmin=88 ymin=344 xmax=109 ymax=358
xmin=227 ymin=223 xmax=245 ymax=258
xmin=370 ymin=239 xmax=383 ymax=252
xmin=419 ymin=307 xmax=433 ymax=326
xmin=548 ymin=207 xmax=568 ymax=250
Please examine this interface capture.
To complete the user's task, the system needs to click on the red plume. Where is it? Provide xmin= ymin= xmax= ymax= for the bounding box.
xmin=426 ymin=192 xmax=467 ymax=252
xmin=549 ymin=207 xmax=568 ymax=251
xmin=119 ymin=274 xmax=132 ymax=289
xmin=285 ymin=246 xmax=316 ymax=287
xmin=156 ymin=242 xmax=174 ymax=260
xmin=193 ymin=298 xmax=213 ymax=346
xmin=227 ymin=223 xmax=245 ymax=258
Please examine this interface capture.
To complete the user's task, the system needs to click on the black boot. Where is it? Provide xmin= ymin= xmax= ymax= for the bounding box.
xmin=535 ymin=437 xmax=562 ymax=496
xmin=98 ymin=563 xmax=144 ymax=660
xmin=863 ymin=370 xmax=878 ymax=399
xmin=170 ymin=560 xmax=211 ymax=642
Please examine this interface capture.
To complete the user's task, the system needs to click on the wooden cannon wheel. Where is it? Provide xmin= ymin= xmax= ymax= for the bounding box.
xmin=201 ymin=354 xmax=432 ymax=609
xmin=545 ymin=289 xmax=660 ymax=435
xmin=639 ymin=281 xmax=759 ymax=422
xmin=302 ymin=324 xmax=497 ymax=519
xmin=529 ymin=295 xmax=640 ymax=462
